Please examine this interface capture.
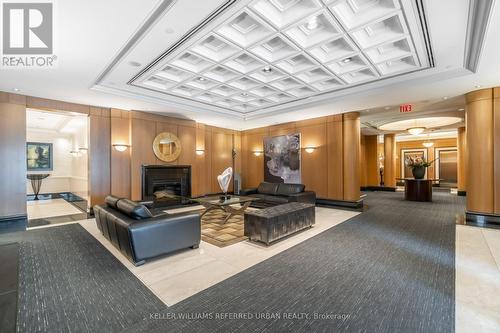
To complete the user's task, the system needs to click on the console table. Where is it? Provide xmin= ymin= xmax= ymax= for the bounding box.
xmin=27 ymin=174 xmax=50 ymax=200
xmin=397 ymin=178 xmax=441 ymax=202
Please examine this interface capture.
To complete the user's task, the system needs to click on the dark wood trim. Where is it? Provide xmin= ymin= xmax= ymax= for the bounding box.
xmin=458 ymin=190 xmax=467 ymax=196
xmin=0 ymin=214 xmax=27 ymax=232
xmin=466 ymin=211 xmax=500 ymax=228
xmin=362 ymin=186 xmax=397 ymax=192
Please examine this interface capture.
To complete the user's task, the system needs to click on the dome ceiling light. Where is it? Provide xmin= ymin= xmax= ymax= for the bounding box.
xmin=408 ymin=127 xmax=425 ymax=135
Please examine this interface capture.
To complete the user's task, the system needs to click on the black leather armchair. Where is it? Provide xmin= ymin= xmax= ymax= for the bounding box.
xmin=240 ymin=182 xmax=316 ymax=208
xmin=94 ymin=196 xmax=200 ymax=266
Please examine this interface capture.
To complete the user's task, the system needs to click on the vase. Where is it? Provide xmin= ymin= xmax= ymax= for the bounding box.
xmin=412 ymin=166 xmax=426 ymax=179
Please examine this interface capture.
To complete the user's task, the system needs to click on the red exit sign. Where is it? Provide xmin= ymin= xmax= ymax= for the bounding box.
xmin=399 ymin=104 xmax=413 ymax=113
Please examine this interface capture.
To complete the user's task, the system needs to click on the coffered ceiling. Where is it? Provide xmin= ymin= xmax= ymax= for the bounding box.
xmin=130 ymin=0 xmax=429 ymax=117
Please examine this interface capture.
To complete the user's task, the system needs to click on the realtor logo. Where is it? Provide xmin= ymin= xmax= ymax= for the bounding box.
xmin=3 ymin=2 xmax=53 ymax=54
xmin=2 ymin=1 xmax=56 ymax=67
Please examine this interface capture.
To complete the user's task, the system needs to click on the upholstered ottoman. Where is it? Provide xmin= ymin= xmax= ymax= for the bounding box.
xmin=244 ymin=202 xmax=315 ymax=245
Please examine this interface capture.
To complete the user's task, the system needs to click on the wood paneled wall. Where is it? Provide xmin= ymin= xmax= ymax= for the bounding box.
xmin=0 ymin=96 xmax=27 ymax=220
xmin=240 ymin=113 xmax=361 ymax=202
xmin=395 ymin=138 xmax=457 ymax=180
xmin=384 ymin=134 xmax=396 ymax=187
xmin=457 ymin=127 xmax=467 ymax=193
xmin=125 ymin=111 xmax=239 ymax=200
xmin=361 ymin=135 xmax=379 ymax=187
xmin=88 ymin=107 xmax=111 ymax=207
xmin=111 ymin=109 xmax=131 ymax=198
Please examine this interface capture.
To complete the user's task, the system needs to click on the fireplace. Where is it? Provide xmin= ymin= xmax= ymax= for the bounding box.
xmin=142 ymin=165 xmax=191 ymax=207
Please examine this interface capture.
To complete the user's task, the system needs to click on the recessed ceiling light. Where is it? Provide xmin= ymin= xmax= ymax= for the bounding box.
xmin=198 ymin=77 xmax=205 ymax=81
xmin=443 ymin=97 xmax=448 ymax=100
xmin=306 ymin=16 xmax=319 ymax=30
xmin=475 ymin=85 xmax=481 ymax=88
xmin=13 ymin=88 xmax=20 ymax=92
xmin=241 ymin=93 xmax=248 ymax=96
xmin=342 ymin=57 xmax=352 ymax=64
xmin=128 ymin=61 xmax=142 ymax=67
xmin=262 ymin=66 xmax=272 ymax=73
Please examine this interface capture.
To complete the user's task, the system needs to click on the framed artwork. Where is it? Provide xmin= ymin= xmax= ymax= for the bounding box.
xmin=401 ymin=149 xmax=427 ymax=179
xmin=263 ymin=133 xmax=301 ymax=184
xmin=27 ymin=142 xmax=53 ymax=171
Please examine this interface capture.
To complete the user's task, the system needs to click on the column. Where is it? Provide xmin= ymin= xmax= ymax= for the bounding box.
xmin=457 ymin=127 xmax=467 ymax=195
xmin=384 ymin=134 xmax=396 ymax=188
xmin=343 ymin=112 xmax=360 ymax=201
xmin=465 ymin=89 xmax=494 ymax=215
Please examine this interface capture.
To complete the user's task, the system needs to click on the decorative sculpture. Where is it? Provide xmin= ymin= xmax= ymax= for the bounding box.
xmin=217 ymin=167 xmax=233 ymax=200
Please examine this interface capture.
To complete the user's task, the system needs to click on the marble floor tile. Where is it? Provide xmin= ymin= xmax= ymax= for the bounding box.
xmin=27 ymin=198 xmax=83 ymax=219
xmin=456 ymin=225 xmax=500 ymax=332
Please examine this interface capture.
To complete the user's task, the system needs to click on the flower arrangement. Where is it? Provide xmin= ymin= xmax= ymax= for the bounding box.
xmin=404 ymin=156 xmax=437 ymax=169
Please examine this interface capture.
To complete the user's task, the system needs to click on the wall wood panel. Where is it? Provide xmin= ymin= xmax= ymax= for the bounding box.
xmin=494 ymin=95 xmax=500 ymax=213
xmin=0 ymin=102 xmax=27 ymax=219
xmin=457 ymin=127 xmax=467 ymax=192
xmin=211 ymin=130 xmax=234 ymax=193
xmin=327 ymin=117 xmax=343 ymax=200
xmin=131 ymin=118 xmax=157 ymax=200
xmin=89 ymin=112 xmax=111 ymax=206
xmin=360 ymin=135 xmax=367 ymax=187
xmin=384 ymin=134 xmax=396 ymax=187
xmin=342 ymin=112 xmax=360 ymax=201
xmin=300 ymin=123 xmax=328 ymax=197
xmin=110 ymin=110 xmax=131 ymax=198
xmin=364 ymin=135 xmax=379 ymax=187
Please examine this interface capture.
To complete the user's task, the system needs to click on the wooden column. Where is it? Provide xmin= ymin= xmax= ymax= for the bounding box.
xmin=466 ymin=89 xmax=494 ymax=214
xmin=384 ymin=134 xmax=396 ymax=188
xmin=457 ymin=127 xmax=467 ymax=195
xmin=494 ymin=88 xmax=500 ymax=214
xmin=365 ymin=135 xmax=379 ymax=187
xmin=0 ymin=94 xmax=27 ymax=230
xmin=327 ymin=115 xmax=343 ymax=200
xmin=342 ymin=112 xmax=360 ymax=201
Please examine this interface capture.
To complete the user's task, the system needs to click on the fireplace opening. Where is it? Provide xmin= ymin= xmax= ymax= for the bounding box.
xmin=142 ymin=165 xmax=191 ymax=207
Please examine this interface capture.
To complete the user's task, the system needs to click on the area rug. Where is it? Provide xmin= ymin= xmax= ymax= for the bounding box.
xmin=201 ymin=209 xmax=248 ymax=247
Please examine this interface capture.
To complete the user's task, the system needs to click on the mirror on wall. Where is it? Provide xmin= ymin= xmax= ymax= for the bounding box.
xmin=153 ymin=132 xmax=182 ymax=162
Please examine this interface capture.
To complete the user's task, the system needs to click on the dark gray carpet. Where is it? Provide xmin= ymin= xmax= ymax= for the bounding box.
xmin=0 ymin=243 xmax=19 ymax=333
xmin=129 ymin=191 xmax=463 ymax=333
xmin=0 ymin=191 xmax=463 ymax=333
xmin=0 ymin=224 xmax=165 ymax=333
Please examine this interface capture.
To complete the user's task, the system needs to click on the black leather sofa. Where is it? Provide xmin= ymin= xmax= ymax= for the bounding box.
xmin=240 ymin=182 xmax=316 ymax=208
xmin=94 ymin=196 xmax=200 ymax=266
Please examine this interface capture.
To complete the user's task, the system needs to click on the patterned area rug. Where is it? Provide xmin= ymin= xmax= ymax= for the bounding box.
xmin=201 ymin=208 xmax=248 ymax=247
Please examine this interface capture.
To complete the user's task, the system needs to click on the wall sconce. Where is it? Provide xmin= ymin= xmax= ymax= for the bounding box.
xmin=253 ymin=150 xmax=263 ymax=156
xmin=195 ymin=149 xmax=205 ymax=156
xmin=78 ymin=147 xmax=88 ymax=154
xmin=304 ymin=147 xmax=317 ymax=154
xmin=69 ymin=150 xmax=81 ymax=157
xmin=112 ymin=144 xmax=130 ymax=152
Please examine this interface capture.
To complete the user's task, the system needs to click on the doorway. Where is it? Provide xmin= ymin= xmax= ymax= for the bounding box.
xmin=26 ymin=108 xmax=89 ymax=228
